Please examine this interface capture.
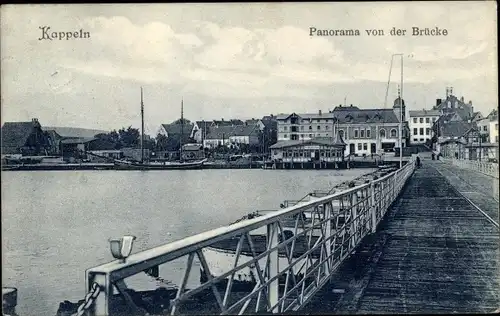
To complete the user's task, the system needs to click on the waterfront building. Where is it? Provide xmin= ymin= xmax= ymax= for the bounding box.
xmin=269 ymin=135 xmax=346 ymax=164
xmin=408 ymin=109 xmax=440 ymax=144
xmin=192 ymin=120 xmax=211 ymax=144
xmin=157 ymin=122 xmax=196 ymax=148
xmin=181 ymin=143 xmax=204 ymax=161
xmin=275 ymin=96 xmax=408 ymax=157
xmin=1 ymin=118 xmax=52 ymax=156
xmin=203 ymin=125 xmax=260 ymax=149
xmin=432 ymin=87 xmax=475 ymax=118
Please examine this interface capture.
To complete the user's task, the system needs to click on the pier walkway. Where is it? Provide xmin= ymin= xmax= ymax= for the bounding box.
xmin=303 ymin=160 xmax=499 ymax=314
xmin=43 ymin=157 xmax=499 ymax=316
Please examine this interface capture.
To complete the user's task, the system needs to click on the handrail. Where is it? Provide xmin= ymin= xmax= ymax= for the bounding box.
xmin=441 ymin=157 xmax=499 ymax=179
xmin=85 ymin=157 xmax=417 ymax=315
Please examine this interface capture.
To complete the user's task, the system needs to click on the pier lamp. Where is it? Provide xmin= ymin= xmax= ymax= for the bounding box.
xmin=109 ymin=235 xmax=136 ymax=262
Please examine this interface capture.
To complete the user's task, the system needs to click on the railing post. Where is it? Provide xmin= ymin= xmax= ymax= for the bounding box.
xmin=350 ymin=191 xmax=358 ymax=249
xmin=86 ymin=272 xmax=111 ymax=316
xmin=267 ymin=222 xmax=279 ymax=313
xmin=370 ymin=182 xmax=377 ymax=233
xmin=324 ymin=202 xmax=332 ymax=273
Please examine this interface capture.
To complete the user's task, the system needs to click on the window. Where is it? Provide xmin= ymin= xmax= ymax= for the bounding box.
xmin=357 ymin=143 xmax=362 ymax=150
xmin=426 ymin=117 xmax=430 ymax=123
xmin=309 ymin=134 xmax=312 ymax=137
xmin=326 ymin=125 xmax=330 ymax=130
xmin=420 ymin=138 xmax=424 ymax=142
xmin=413 ymin=128 xmax=418 ymax=135
xmin=360 ymin=129 xmax=365 ymax=138
xmin=413 ymin=118 xmax=417 ymax=123
xmin=496 ymin=136 xmax=499 ymax=143
xmin=338 ymin=130 xmax=344 ymax=138
xmin=284 ymin=134 xmax=288 ymax=138
xmin=363 ymin=143 xmax=368 ymax=150
xmin=366 ymin=129 xmax=371 ymax=138
xmin=300 ymin=134 xmax=304 ymax=138
xmin=419 ymin=128 xmax=424 ymax=135
xmin=419 ymin=118 xmax=424 ymax=123
xmin=354 ymin=129 xmax=359 ymax=138
xmin=284 ymin=126 xmax=288 ymax=131
xmin=432 ymin=118 xmax=436 ymax=123
xmin=317 ymin=125 xmax=321 ymax=130
xmin=426 ymin=128 xmax=430 ymax=135
xmin=413 ymin=138 xmax=418 ymax=142
xmin=300 ymin=126 xmax=304 ymax=130
xmin=483 ymin=126 xmax=487 ymax=131
xmin=380 ymin=129 xmax=386 ymax=138
xmin=309 ymin=126 xmax=312 ymax=130
xmin=390 ymin=129 xmax=397 ymax=137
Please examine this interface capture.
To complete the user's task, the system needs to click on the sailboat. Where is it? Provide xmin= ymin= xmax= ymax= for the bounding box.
xmin=113 ymin=88 xmax=207 ymax=170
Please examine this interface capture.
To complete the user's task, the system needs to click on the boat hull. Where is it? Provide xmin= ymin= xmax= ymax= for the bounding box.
xmin=113 ymin=159 xmax=207 ymax=170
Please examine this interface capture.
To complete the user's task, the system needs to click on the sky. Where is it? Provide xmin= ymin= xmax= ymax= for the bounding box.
xmin=1 ymin=2 xmax=497 ymax=135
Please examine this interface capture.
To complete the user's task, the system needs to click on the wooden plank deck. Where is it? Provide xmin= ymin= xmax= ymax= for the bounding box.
xmin=302 ymin=163 xmax=499 ymax=314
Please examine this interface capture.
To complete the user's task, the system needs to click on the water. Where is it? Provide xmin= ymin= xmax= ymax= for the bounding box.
xmin=1 ymin=168 xmax=374 ymax=316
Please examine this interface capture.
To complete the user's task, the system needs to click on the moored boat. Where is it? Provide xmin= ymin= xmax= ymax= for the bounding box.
xmin=113 ymin=158 xmax=208 ymax=170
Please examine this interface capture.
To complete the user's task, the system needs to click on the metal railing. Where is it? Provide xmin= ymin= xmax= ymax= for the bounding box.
xmin=442 ymin=158 xmax=499 ymax=179
xmin=84 ymin=158 xmax=416 ymax=315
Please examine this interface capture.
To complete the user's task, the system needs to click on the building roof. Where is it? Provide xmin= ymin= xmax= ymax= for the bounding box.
xmin=205 ymin=125 xmax=259 ymax=139
xmin=393 ymin=97 xmax=405 ymax=108
xmin=276 ymin=107 xmax=400 ymax=124
xmin=245 ymin=119 xmax=262 ymax=126
xmin=60 ymin=137 xmax=96 ymax=144
xmin=276 ymin=112 xmax=335 ymax=120
xmin=409 ymin=109 xmax=441 ymax=117
xmin=212 ymin=119 xmax=245 ymax=127
xmin=161 ymin=123 xmax=194 ymax=136
xmin=1 ymin=121 xmax=38 ymax=154
xmin=269 ymin=136 xmax=346 ymax=149
xmin=43 ymin=127 xmax=107 ymax=138
xmin=487 ymin=109 xmax=498 ymax=121
xmin=439 ymin=121 xmax=476 ymax=138
xmin=332 ymin=108 xmax=400 ymax=124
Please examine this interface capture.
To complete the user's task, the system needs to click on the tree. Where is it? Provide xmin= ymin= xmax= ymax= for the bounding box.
xmin=118 ymin=126 xmax=140 ymax=147
xmin=156 ymin=134 xmax=168 ymax=151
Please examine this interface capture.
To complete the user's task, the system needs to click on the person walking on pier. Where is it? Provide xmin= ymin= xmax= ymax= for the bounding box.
xmin=416 ymin=155 xmax=421 ymax=168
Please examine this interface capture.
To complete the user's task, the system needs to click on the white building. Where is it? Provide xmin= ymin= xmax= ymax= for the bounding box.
xmin=203 ymin=125 xmax=260 ymax=149
xmin=408 ymin=109 xmax=440 ymax=144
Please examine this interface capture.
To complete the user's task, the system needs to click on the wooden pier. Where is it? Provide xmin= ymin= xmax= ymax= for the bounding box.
xmin=303 ymin=160 xmax=499 ymax=314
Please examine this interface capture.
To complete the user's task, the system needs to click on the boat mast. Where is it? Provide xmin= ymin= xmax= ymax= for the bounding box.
xmin=180 ymin=98 xmax=184 ymax=161
xmin=141 ymin=87 xmax=144 ymax=163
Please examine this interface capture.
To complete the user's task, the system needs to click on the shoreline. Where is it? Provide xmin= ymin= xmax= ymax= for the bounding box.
xmin=1 ymin=160 xmax=404 ymax=171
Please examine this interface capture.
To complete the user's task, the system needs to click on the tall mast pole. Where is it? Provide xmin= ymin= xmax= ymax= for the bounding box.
xmin=180 ymin=98 xmax=184 ymax=161
xmin=399 ymin=55 xmax=403 ymax=169
xmin=141 ymin=87 xmax=144 ymax=163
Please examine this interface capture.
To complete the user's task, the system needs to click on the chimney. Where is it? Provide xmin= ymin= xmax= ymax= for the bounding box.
xmin=350 ymin=104 xmax=353 ymax=107
xmin=460 ymin=96 xmax=464 ymax=102
xmin=319 ymin=110 xmax=322 ymax=115
xmin=339 ymin=104 xmax=342 ymax=107
xmin=468 ymin=100 xmax=472 ymax=105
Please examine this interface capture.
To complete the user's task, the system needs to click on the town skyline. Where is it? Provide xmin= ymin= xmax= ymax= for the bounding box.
xmin=1 ymin=2 xmax=497 ymax=133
